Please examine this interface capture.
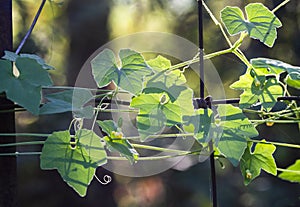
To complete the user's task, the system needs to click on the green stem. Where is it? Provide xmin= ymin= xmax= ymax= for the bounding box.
xmin=0 ymin=108 xmax=26 ymax=114
xmin=0 ymin=152 xmax=42 ymax=156
xmin=277 ymin=168 xmax=300 ymax=173
xmin=202 ymin=0 xmax=232 ymax=47
xmin=249 ymin=139 xmax=300 ymax=149
xmin=91 ymin=92 xmax=113 ymax=131
xmin=94 ymin=108 xmax=138 ymax=113
xmin=112 ymin=133 xmax=195 ymax=140
xmin=250 ymin=119 xmax=300 ymax=124
xmin=169 ymin=48 xmax=233 ymax=71
xmin=132 ymin=143 xmax=194 ymax=154
xmin=0 ymin=151 xmax=207 ymax=160
xmin=0 ymin=133 xmax=50 ymax=137
xmin=0 ymin=141 xmax=45 ymax=147
xmin=272 ymin=0 xmax=290 ymax=13
xmin=204 ymin=48 xmax=233 ymax=60
xmin=243 ymin=108 xmax=300 ymax=120
xmin=42 ymin=86 xmax=129 ymax=94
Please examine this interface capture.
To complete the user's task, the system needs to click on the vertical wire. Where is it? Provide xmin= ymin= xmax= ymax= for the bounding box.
xmin=15 ymin=0 xmax=47 ymax=55
xmin=198 ymin=0 xmax=205 ymax=99
xmin=198 ymin=1 xmax=217 ymax=207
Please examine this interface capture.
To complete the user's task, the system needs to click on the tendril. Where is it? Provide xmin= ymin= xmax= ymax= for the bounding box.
xmin=95 ymin=174 xmax=112 ymax=185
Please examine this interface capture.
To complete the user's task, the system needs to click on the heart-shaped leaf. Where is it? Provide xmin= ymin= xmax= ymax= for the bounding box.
xmin=221 ymin=3 xmax=282 ymax=47
xmin=240 ymin=140 xmax=277 ymax=185
xmin=40 ymin=129 xmax=107 ymax=197
xmin=39 ymin=88 xmax=94 ymax=118
xmin=0 ymin=58 xmax=52 ymax=114
xmin=97 ymin=120 xmax=139 ymax=164
xmin=279 ymin=159 xmax=300 ymax=183
xmin=217 ymin=105 xmax=259 ymax=166
xmin=130 ymin=93 xmax=182 ymax=141
xmin=91 ymin=49 xmax=153 ymax=95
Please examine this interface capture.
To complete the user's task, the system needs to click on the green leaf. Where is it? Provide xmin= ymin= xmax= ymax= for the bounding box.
xmin=278 ymin=160 xmax=300 ymax=183
xmin=286 ymin=75 xmax=300 ymax=89
xmin=97 ymin=120 xmax=139 ymax=164
xmin=183 ymin=108 xmax=214 ymax=143
xmin=147 ymin=55 xmax=171 ymax=72
xmin=39 ymin=88 xmax=94 ymax=118
xmin=2 ymin=50 xmax=18 ymax=61
xmin=91 ymin=49 xmax=153 ymax=95
xmin=0 ymin=58 xmax=52 ymax=114
xmin=217 ymin=105 xmax=259 ymax=166
xmin=221 ymin=3 xmax=282 ymax=47
xmin=2 ymin=51 xmax=54 ymax=70
xmin=230 ymin=71 xmax=283 ymax=111
xmin=145 ymin=55 xmax=194 ymax=116
xmin=20 ymin=54 xmax=54 ymax=70
xmin=240 ymin=140 xmax=277 ymax=185
xmin=251 ymin=57 xmax=300 ymax=89
xmin=130 ymin=93 xmax=182 ymax=141
xmin=40 ymin=129 xmax=107 ymax=197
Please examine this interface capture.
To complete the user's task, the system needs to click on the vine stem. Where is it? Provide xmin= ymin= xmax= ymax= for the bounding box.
xmin=0 ymin=132 xmax=194 ymax=140
xmin=169 ymin=48 xmax=232 ymax=71
xmin=132 ymin=143 xmax=194 ymax=154
xmin=249 ymin=139 xmax=300 ymax=149
xmin=2 ymin=133 xmax=300 ymax=149
xmin=243 ymin=107 xmax=300 ymax=120
xmin=0 ymin=151 xmax=208 ymax=161
xmin=15 ymin=0 xmax=47 ymax=54
xmin=0 ymin=133 xmax=50 ymax=137
xmin=0 ymin=141 xmax=44 ymax=147
xmin=251 ymin=120 xmax=300 ymax=124
xmin=202 ymin=0 xmax=233 ymax=47
xmin=0 ymin=140 xmax=201 ymax=155
xmin=277 ymin=168 xmax=300 ymax=173
xmin=272 ymin=0 xmax=290 ymax=13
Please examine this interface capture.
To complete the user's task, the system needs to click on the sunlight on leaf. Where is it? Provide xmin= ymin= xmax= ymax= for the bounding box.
xmin=39 ymin=88 xmax=94 ymax=118
xmin=278 ymin=159 xmax=300 ymax=183
xmin=230 ymin=70 xmax=283 ymax=111
xmin=217 ymin=105 xmax=258 ymax=166
xmin=251 ymin=57 xmax=300 ymax=89
xmin=40 ymin=129 xmax=107 ymax=197
xmin=91 ymin=49 xmax=153 ymax=95
xmin=130 ymin=93 xmax=182 ymax=141
xmin=97 ymin=120 xmax=139 ymax=164
xmin=0 ymin=58 xmax=52 ymax=114
xmin=221 ymin=3 xmax=282 ymax=47
xmin=183 ymin=108 xmax=214 ymax=143
xmin=240 ymin=140 xmax=277 ymax=185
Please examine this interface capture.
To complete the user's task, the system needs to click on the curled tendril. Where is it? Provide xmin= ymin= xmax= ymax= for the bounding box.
xmin=99 ymin=103 xmax=110 ymax=111
xmin=182 ymin=50 xmax=200 ymax=72
xmin=95 ymin=175 xmax=112 ymax=185
xmin=73 ymin=118 xmax=83 ymax=132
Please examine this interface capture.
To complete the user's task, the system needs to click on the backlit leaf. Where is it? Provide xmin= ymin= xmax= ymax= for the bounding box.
xmin=39 ymin=88 xmax=94 ymax=118
xmin=240 ymin=140 xmax=277 ymax=185
xmin=221 ymin=3 xmax=282 ymax=47
xmin=40 ymin=129 xmax=107 ymax=196
xmin=251 ymin=57 xmax=300 ymax=89
xmin=217 ymin=105 xmax=259 ymax=166
xmin=97 ymin=120 xmax=139 ymax=163
xmin=183 ymin=108 xmax=214 ymax=143
xmin=130 ymin=93 xmax=182 ymax=141
xmin=278 ymin=159 xmax=300 ymax=183
xmin=91 ymin=49 xmax=153 ymax=95
xmin=230 ymin=70 xmax=283 ymax=111
xmin=0 ymin=58 xmax=52 ymax=114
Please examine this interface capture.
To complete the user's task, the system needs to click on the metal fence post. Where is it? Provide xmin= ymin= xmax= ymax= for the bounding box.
xmin=0 ymin=0 xmax=17 ymax=206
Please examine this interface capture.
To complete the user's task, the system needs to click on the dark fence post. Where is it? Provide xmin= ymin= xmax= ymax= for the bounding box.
xmin=0 ymin=0 xmax=17 ymax=207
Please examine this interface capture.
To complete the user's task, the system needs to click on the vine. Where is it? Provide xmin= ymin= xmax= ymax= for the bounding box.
xmin=0 ymin=0 xmax=299 ymax=199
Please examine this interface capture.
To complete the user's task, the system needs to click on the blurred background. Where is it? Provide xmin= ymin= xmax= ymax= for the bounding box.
xmin=11 ymin=0 xmax=300 ymax=206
